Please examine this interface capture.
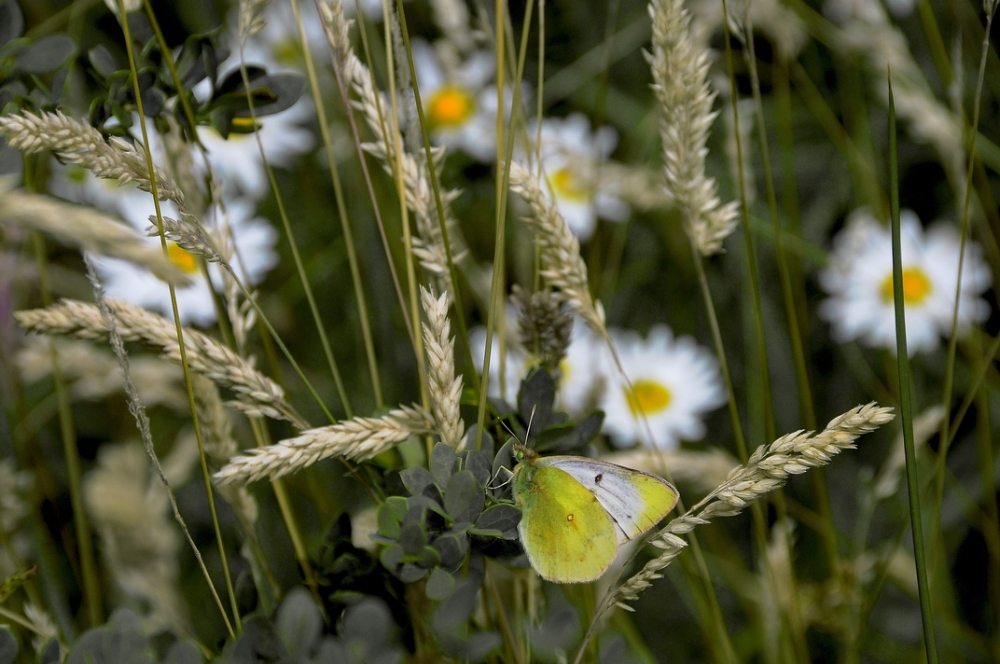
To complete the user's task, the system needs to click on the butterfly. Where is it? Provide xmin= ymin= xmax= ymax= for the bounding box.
xmin=510 ymin=446 xmax=679 ymax=583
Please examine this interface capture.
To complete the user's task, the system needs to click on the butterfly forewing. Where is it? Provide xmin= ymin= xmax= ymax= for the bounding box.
xmin=539 ymin=457 xmax=679 ymax=542
xmin=512 ymin=463 xmax=618 ymax=583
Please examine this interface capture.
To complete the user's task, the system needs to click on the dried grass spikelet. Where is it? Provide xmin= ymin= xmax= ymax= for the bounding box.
xmin=598 ymin=162 xmax=675 ymax=212
xmin=648 ymin=0 xmax=738 ymax=256
xmin=508 ymin=162 xmax=607 ymax=334
xmin=0 ymin=459 xmax=32 ymax=579
xmin=613 ymin=403 xmax=895 ymax=608
xmin=191 ymin=376 xmax=259 ymax=530
xmin=0 ymin=111 xmax=185 ymax=205
xmin=688 ymin=0 xmax=807 ymax=62
xmin=318 ymin=0 xmax=468 ymax=295
xmin=603 ymin=447 xmax=740 ymax=494
xmin=84 ymin=442 xmax=187 ymax=633
xmin=16 ymin=336 xmax=187 ymax=411
xmin=238 ymin=0 xmax=272 ymax=43
xmin=420 ymin=287 xmax=465 ymax=448
xmin=146 ymin=214 xmax=224 ymax=266
xmin=215 ymin=404 xmax=435 ymax=485
xmin=14 ymin=299 xmax=304 ymax=428
xmin=0 ymin=179 xmax=191 ymax=286
xmin=833 ymin=4 xmax=963 ymax=185
xmin=870 ymin=405 xmax=943 ymax=502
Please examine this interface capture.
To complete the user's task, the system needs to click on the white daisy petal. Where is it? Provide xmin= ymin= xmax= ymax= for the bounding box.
xmin=599 ymin=325 xmax=725 ymax=450
xmin=819 ymin=208 xmax=992 ymax=355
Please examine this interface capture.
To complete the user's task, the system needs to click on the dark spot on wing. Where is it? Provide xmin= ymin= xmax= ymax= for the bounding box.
xmin=595 ymin=473 xmax=603 ymax=483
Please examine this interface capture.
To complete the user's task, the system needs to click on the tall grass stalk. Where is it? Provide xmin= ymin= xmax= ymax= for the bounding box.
xmin=289 ymin=0 xmax=385 ymax=409
xmin=82 ymin=256 xmax=235 ymax=638
xmin=30 ymin=233 xmax=101 ymax=629
xmin=117 ymin=0 xmax=241 ymax=631
xmin=937 ymin=0 xmax=998 ymax=546
xmin=887 ymin=74 xmax=938 ymax=664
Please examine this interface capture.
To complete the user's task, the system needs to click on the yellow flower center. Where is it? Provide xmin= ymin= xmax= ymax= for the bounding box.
xmin=548 ymin=168 xmax=591 ymax=203
xmin=880 ymin=267 xmax=932 ymax=305
xmin=625 ymin=379 xmax=672 ymax=417
xmin=229 ymin=116 xmax=259 ymax=135
xmin=167 ymin=243 xmax=199 ymax=274
xmin=427 ymin=85 xmax=475 ymax=129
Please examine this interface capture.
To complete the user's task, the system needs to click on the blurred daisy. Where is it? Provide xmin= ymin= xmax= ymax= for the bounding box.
xmin=195 ymin=101 xmax=314 ymax=198
xmin=92 ymin=200 xmax=278 ymax=327
xmin=557 ymin=318 xmax=606 ymax=418
xmin=412 ymin=40 xmax=500 ymax=163
xmin=470 ymin=325 xmax=532 ymax=405
xmin=600 ymin=326 xmax=725 ymax=449
xmin=819 ymin=209 xmax=991 ymax=355
xmin=529 ymin=113 xmax=629 ymax=241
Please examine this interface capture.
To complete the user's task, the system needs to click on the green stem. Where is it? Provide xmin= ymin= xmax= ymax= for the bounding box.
xmin=31 ymin=234 xmax=102 ymax=629
xmin=117 ymin=0 xmax=240 ymax=633
xmin=887 ymin=74 xmax=938 ymax=664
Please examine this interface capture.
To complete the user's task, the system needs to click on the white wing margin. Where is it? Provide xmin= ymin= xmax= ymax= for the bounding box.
xmin=541 ymin=456 xmax=676 ymax=543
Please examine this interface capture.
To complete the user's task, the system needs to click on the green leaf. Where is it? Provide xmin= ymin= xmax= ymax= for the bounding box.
xmin=417 ymin=545 xmax=442 ymax=568
xmin=0 ymin=565 xmax=35 ymax=603
xmin=444 ymin=471 xmax=483 ymax=522
xmin=431 ymin=533 xmax=468 ymax=568
xmin=490 ymin=439 xmax=516 ymax=500
xmin=400 ymin=467 xmax=433 ymax=497
xmin=472 ymin=505 xmax=521 ymax=537
xmin=275 ymin=588 xmax=322 ymax=661
xmin=341 ymin=598 xmax=393 ymax=649
xmin=535 ymin=411 xmax=604 ymax=453
xmin=377 ymin=501 xmax=403 ymax=539
xmin=399 ymin=522 xmax=426 ymax=555
xmin=380 ymin=544 xmax=404 ymax=571
xmin=430 ymin=442 xmax=457 ymax=488
xmin=37 ymin=639 xmax=60 ymax=664
xmin=0 ymin=628 xmax=16 ymax=664
xmin=0 ymin=1 xmax=24 ymax=50
xmin=163 ymin=640 xmax=205 ymax=664
xmin=426 ymin=568 xmax=456 ymax=600
xmin=459 ymin=448 xmax=492 ymax=487
xmin=13 ymin=35 xmax=74 ymax=75
xmin=398 ymin=563 xmax=428 ymax=583
xmin=518 ymin=368 xmax=565 ymax=431
xmin=88 ymin=45 xmax=118 ymax=78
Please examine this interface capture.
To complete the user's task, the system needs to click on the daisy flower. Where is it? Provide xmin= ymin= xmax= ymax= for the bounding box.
xmin=91 ymin=197 xmax=278 ymax=327
xmin=411 ymin=40 xmax=501 ymax=163
xmin=557 ymin=318 xmax=607 ymax=418
xmin=195 ymin=104 xmax=314 ymax=198
xmin=600 ymin=326 xmax=725 ymax=449
xmin=528 ymin=113 xmax=630 ymax=241
xmin=819 ymin=209 xmax=991 ymax=355
xmin=469 ymin=325 xmax=532 ymax=405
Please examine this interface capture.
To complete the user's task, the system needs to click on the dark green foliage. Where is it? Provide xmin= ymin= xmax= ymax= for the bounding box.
xmin=221 ymin=590 xmax=404 ymax=664
xmin=82 ymin=16 xmax=305 ymax=141
xmin=0 ymin=0 xmax=74 ymax=114
xmin=0 ymin=628 xmax=16 ymax=664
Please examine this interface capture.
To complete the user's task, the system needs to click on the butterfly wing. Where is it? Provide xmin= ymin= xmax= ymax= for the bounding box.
xmin=540 ymin=457 xmax=679 ymax=543
xmin=512 ymin=462 xmax=618 ymax=583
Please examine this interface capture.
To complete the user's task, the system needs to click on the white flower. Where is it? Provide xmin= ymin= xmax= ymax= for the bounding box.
xmin=529 ymin=113 xmax=629 ymax=241
xmin=819 ymin=209 xmax=991 ymax=355
xmin=557 ymin=318 xmax=606 ymax=417
xmin=412 ymin=40 xmax=500 ymax=162
xmin=195 ymin=100 xmax=314 ymax=198
xmin=600 ymin=326 xmax=725 ymax=449
xmin=470 ymin=325 xmax=532 ymax=404
xmin=91 ymin=194 xmax=278 ymax=327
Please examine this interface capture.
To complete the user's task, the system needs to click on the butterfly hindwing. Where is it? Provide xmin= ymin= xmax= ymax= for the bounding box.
xmin=539 ymin=456 xmax=679 ymax=542
xmin=512 ymin=463 xmax=618 ymax=583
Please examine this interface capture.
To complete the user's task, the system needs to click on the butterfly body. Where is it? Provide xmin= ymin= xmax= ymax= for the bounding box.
xmin=511 ymin=451 xmax=679 ymax=583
